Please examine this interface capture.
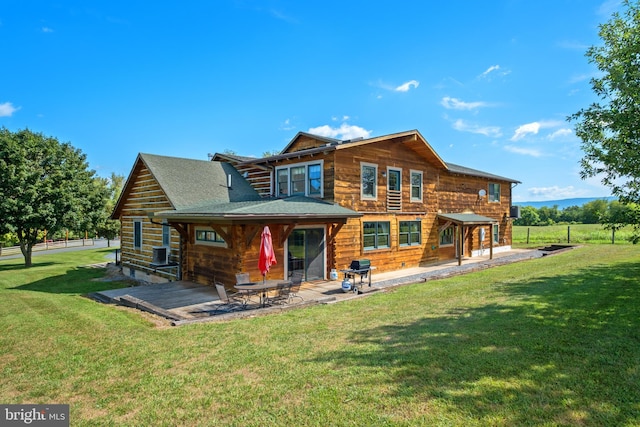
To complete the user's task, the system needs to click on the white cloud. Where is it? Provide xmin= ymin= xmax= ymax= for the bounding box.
xmin=441 ymin=96 xmax=489 ymax=110
xmin=504 ymin=145 xmax=543 ymax=157
xmin=42 ymin=26 xmax=54 ymax=33
xmin=308 ymin=122 xmax=372 ymax=140
xmin=280 ymin=118 xmax=295 ymax=131
xmin=480 ymin=65 xmax=501 ymax=78
xmin=527 ymin=185 xmax=588 ymax=199
xmin=452 ymin=119 xmax=502 ymax=137
xmin=511 ymin=122 xmax=541 ymax=141
xmin=0 ymin=102 xmax=19 ymax=117
xmin=547 ymin=128 xmax=573 ymax=140
xmin=511 ymin=120 xmax=566 ymax=141
xmin=395 ymin=80 xmax=419 ymax=92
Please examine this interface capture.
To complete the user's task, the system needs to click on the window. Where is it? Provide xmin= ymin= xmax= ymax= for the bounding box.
xmin=277 ymin=169 xmax=289 ymax=195
xmin=439 ymin=226 xmax=454 ymax=246
xmin=388 ymin=168 xmax=401 ymax=192
xmin=275 ymin=161 xmax=323 ymax=197
xmin=162 ymin=221 xmax=170 ymax=247
xmin=399 ymin=221 xmax=421 ymax=246
xmin=290 ymin=166 xmax=306 ymax=195
xmin=361 ymin=163 xmax=377 ymax=199
xmin=489 ymin=183 xmax=501 ymax=202
xmin=195 ymin=228 xmax=226 ymax=245
xmin=363 ymin=221 xmax=390 ymax=250
xmin=308 ymin=164 xmax=321 ymax=195
xmin=133 ymin=220 xmax=142 ymax=249
xmin=493 ymin=224 xmax=499 ymax=244
xmin=410 ymin=170 xmax=423 ymax=201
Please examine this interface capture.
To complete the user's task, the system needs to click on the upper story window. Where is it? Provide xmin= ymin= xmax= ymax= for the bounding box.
xmin=276 ymin=161 xmax=323 ymax=197
xmin=361 ymin=163 xmax=377 ymax=199
xmin=410 ymin=170 xmax=423 ymax=202
xmin=489 ymin=183 xmax=501 ymax=202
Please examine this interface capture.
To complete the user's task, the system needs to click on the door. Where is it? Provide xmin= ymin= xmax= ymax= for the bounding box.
xmin=287 ymin=228 xmax=325 ymax=281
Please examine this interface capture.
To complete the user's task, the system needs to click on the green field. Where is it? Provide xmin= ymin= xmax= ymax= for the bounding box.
xmin=514 ymin=223 xmax=636 ymax=246
xmin=1 ymin=246 xmax=639 ymax=426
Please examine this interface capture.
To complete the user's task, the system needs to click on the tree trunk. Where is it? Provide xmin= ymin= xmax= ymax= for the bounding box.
xmin=20 ymin=241 xmax=33 ymax=267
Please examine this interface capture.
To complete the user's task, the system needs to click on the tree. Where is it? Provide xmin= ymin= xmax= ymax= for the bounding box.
xmin=568 ymin=0 xmax=640 ymax=239
xmin=514 ymin=206 xmax=541 ymax=226
xmin=95 ymin=173 xmax=124 ymax=246
xmin=0 ymin=128 xmax=102 ymax=266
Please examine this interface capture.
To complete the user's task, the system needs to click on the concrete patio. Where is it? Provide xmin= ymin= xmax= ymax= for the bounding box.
xmin=92 ymin=247 xmax=556 ymax=326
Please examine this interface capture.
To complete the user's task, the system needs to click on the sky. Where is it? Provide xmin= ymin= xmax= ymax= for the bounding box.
xmin=0 ymin=0 xmax=625 ymax=202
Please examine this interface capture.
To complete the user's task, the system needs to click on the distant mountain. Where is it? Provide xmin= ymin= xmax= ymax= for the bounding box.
xmin=514 ymin=197 xmax=616 ymax=210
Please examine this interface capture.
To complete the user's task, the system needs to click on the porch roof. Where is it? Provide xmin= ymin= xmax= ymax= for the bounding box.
xmin=437 ymin=213 xmax=499 ymax=225
xmin=150 ymin=195 xmax=362 ymax=223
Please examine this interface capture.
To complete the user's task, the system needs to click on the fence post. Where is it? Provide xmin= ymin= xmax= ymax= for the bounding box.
xmin=567 ymin=225 xmax=571 ymax=243
xmin=612 ymin=229 xmax=615 ymax=244
xmin=527 ymin=228 xmax=530 ymax=244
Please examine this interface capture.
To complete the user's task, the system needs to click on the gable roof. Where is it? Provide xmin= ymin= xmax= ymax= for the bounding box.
xmin=446 ymin=163 xmax=520 ymax=184
xmin=236 ymin=129 xmax=449 ymax=170
xmin=112 ymin=153 xmax=262 ymax=218
xmin=151 ymin=195 xmax=362 ymax=223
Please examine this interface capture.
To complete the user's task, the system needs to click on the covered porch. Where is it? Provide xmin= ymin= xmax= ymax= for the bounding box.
xmin=437 ymin=212 xmax=499 ymax=266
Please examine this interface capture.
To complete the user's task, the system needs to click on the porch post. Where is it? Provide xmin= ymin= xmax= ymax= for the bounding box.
xmin=458 ymin=224 xmax=464 ymax=266
xmin=489 ymin=224 xmax=494 ymax=260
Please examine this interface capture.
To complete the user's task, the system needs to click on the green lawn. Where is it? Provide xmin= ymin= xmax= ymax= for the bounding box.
xmin=513 ymin=223 xmax=636 ymax=246
xmin=1 ymin=247 xmax=639 ymax=426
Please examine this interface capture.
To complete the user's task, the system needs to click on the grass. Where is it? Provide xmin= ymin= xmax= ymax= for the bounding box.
xmin=1 ymin=246 xmax=640 ymax=426
xmin=513 ymin=223 xmax=636 ymax=247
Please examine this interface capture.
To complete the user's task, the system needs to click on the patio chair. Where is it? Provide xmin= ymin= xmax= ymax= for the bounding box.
xmin=214 ymin=282 xmax=247 ymax=313
xmin=235 ymin=272 xmax=251 ymax=284
xmin=288 ymin=270 xmax=304 ymax=303
xmin=267 ymin=281 xmax=292 ymax=305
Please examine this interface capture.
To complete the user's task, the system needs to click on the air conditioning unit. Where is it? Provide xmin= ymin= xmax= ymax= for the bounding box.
xmin=151 ymin=247 xmax=169 ymax=266
xmin=510 ymin=206 xmax=521 ymax=219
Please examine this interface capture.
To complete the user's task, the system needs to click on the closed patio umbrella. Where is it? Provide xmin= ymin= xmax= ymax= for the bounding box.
xmin=258 ymin=225 xmax=277 ymax=282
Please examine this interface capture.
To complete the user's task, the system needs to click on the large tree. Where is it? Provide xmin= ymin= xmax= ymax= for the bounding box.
xmin=569 ymin=0 xmax=640 ymax=240
xmin=0 ymin=128 xmax=102 ymax=266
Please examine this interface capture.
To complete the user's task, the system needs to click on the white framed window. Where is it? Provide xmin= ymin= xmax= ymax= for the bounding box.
xmin=387 ymin=167 xmax=402 ymax=192
xmin=410 ymin=170 xmax=423 ymax=202
xmin=399 ymin=221 xmax=421 ymax=246
xmin=489 ymin=183 xmax=501 ymax=202
xmin=439 ymin=226 xmax=454 ymax=246
xmin=363 ymin=221 xmax=390 ymax=250
xmin=275 ymin=160 xmax=324 ymax=197
xmin=133 ymin=220 xmax=142 ymax=249
xmin=195 ymin=227 xmax=227 ymax=247
xmin=162 ymin=221 xmax=171 ymax=247
xmin=361 ymin=162 xmax=378 ymax=200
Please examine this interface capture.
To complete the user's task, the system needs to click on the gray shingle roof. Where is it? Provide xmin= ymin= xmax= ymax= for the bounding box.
xmin=438 ymin=213 xmax=499 ymax=224
xmin=446 ymin=162 xmax=520 ymax=183
xmin=153 ymin=195 xmax=362 ymax=221
xmin=140 ymin=153 xmax=262 ymax=209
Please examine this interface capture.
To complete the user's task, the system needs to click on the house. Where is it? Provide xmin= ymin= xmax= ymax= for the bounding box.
xmin=111 ymin=130 xmax=520 ymax=289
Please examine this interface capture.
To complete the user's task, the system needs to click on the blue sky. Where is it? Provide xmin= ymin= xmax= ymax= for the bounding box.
xmin=0 ymin=1 xmax=623 ymax=202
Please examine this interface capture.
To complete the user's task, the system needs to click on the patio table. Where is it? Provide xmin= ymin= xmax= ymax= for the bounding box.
xmin=235 ymin=280 xmax=291 ymax=307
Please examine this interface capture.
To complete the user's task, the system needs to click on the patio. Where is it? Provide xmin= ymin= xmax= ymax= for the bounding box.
xmin=92 ymin=248 xmax=550 ymax=326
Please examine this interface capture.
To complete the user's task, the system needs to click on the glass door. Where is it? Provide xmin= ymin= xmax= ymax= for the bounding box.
xmin=287 ymin=228 xmax=325 ymax=281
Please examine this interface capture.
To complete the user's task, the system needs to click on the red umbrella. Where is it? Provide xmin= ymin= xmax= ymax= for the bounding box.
xmin=258 ymin=225 xmax=277 ymax=282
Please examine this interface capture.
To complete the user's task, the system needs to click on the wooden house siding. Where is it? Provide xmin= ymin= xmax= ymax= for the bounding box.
xmin=116 ymin=162 xmax=180 ymax=280
xmin=184 ymin=223 xmax=289 ymax=288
